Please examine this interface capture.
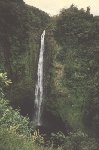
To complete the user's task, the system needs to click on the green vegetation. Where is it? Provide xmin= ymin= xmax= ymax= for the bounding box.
xmin=0 ymin=0 xmax=50 ymax=117
xmin=0 ymin=73 xmax=62 ymax=149
xmin=48 ymin=5 xmax=99 ymax=135
xmin=0 ymin=1 xmax=99 ymax=149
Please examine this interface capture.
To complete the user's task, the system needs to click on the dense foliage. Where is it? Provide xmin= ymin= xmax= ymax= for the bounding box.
xmin=0 ymin=1 xmax=99 ymax=149
xmin=0 ymin=73 xmax=98 ymax=149
xmin=0 ymin=73 xmax=63 ymax=150
xmin=52 ymin=5 xmax=99 ymax=136
xmin=0 ymin=0 xmax=50 ymax=118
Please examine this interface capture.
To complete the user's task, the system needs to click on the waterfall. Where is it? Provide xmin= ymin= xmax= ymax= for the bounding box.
xmin=34 ymin=30 xmax=45 ymax=126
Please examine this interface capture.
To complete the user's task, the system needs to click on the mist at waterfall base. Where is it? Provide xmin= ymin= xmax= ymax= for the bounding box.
xmin=31 ymin=30 xmax=67 ymax=135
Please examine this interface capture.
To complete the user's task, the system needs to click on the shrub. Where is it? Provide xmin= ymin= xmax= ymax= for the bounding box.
xmin=0 ymin=73 xmax=59 ymax=150
xmin=50 ymin=131 xmax=65 ymax=147
xmin=63 ymin=130 xmax=98 ymax=150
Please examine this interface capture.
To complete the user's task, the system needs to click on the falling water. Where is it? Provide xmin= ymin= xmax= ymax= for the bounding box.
xmin=34 ymin=30 xmax=45 ymax=126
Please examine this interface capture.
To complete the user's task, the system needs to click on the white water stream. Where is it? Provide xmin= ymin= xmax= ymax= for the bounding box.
xmin=34 ymin=30 xmax=45 ymax=126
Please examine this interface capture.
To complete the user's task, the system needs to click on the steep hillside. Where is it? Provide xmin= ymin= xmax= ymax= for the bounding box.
xmin=0 ymin=1 xmax=99 ymax=139
xmin=0 ymin=0 xmax=50 ymax=118
xmin=49 ymin=5 xmax=99 ymax=136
